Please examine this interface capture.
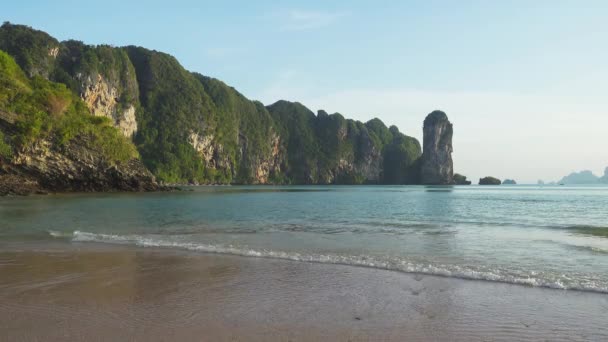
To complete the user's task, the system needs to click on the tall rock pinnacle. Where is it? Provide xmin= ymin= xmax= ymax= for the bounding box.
xmin=420 ymin=110 xmax=454 ymax=185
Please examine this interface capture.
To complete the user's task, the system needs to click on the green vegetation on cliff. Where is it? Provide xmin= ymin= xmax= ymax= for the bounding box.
xmin=55 ymin=41 xmax=140 ymax=112
xmin=0 ymin=22 xmax=59 ymax=78
xmin=125 ymin=46 xmax=216 ymax=183
xmin=1 ymin=22 xmax=424 ymax=185
xmin=381 ymin=126 xmax=421 ymax=184
xmin=0 ymin=130 xmax=11 ymax=158
xmin=195 ymin=74 xmax=281 ymax=184
xmin=266 ymin=101 xmax=421 ymax=184
xmin=0 ymin=50 xmax=137 ymax=163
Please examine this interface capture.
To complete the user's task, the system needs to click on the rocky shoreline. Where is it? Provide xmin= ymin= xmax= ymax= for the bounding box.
xmin=0 ymin=173 xmax=179 ymax=196
xmin=0 ymin=136 xmax=169 ymax=196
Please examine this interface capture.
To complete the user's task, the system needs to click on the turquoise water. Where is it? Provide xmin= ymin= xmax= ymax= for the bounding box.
xmin=1 ymin=185 xmax=608 ymax=292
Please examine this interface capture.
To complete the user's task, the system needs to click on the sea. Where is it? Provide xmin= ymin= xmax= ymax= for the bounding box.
xmin=1 ymin=184 xmax=607 ymax=293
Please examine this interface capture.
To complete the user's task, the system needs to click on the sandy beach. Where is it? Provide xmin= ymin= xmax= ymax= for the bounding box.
xmin=0 ymin=242 xmax=606 ymax=342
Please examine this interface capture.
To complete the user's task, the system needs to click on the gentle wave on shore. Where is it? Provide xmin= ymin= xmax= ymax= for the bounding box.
xmin=69 ymin=230 xmax=608 ymax=293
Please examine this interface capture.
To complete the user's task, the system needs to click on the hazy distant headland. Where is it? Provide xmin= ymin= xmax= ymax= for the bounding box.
xmin=553 ymin=168 xmax=608 ymax=185
xmin=0 ymin=22 xmax=466 ymax=194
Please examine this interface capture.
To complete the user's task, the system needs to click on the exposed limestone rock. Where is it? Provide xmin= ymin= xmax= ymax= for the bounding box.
xmin=117 ymin=105 xmax=137 ymax=138
xmin=1 ymin=137 xmax=159 ymax=194
xmin=420 ymin=110 xmax=454 ymax=185
xmin=188 ymin=131 xmax=215 ymax=164
xmin=80 ymin=74 xmax=137 ymax=138
xmin=253 ymin=133 xmax=282 ymax=184
xmin=355 ymin=129 xmax=382 ymax=183
xmin=189 ymin=130 xmax=240 ymax=182
xmin=236 ymin=131 xmax=283 ymax=184
xmin=48 ymin=47 xmax=59 ymax=58
xmin=82 ymin=74 xmax=118 ymax=118
xmin=0 ymin=173 xmax=45 ymax=196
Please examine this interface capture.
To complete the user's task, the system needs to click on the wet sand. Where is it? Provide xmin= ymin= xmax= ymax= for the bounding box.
xmin=1 ymin=242 xmax=607 ymax=341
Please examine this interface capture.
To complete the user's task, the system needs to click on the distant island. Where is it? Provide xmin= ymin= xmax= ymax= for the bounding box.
xmin=454 ymin=173 xmax=472 ymax=185
xmin=479 ymin=176 xmax=501 ymax=185
xmin=556 ymin=168 xmax=608 ymax=185
xmin=0 ymin=22 xmax=466 ymax=195
xmin=502 ymin=179 xmax=517 ymax=185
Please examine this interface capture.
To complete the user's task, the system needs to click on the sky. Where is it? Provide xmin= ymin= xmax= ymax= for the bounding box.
xmin=4 ymin=0 xmax=608 ymax=183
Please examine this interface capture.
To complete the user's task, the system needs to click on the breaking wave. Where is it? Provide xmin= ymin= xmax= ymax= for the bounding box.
xmin=71 ymin=231 xmax=608 ymax=294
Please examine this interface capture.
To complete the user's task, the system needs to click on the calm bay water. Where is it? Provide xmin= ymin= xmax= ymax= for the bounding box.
xmin=1 ymin=185 xmax=607 ymax=293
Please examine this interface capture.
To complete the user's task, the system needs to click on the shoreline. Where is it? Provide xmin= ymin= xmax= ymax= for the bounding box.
xmin=3 ymin=182 xmax=607 ymax=197
xmin=0 ymin=173 xmax=183 ymax=196
xmin=1 ymin=242 xmax=607 ymax=341
xmin=66 ymin=235 xmax=608 ymax=294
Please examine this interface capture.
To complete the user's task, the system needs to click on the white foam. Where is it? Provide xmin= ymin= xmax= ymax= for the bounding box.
xmin=71 ymin=231 xmax=608 ymax=294
xmin=47 ymin=230 xmax=73 ymax=238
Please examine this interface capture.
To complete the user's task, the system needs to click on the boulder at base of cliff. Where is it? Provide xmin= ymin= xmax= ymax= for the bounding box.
xmin=479 ymin=176 xmax=501 ymax=185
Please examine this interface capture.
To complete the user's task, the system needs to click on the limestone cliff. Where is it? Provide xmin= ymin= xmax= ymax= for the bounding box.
xmin=420 ymin=110 xmax=454 ymax=185
xmin=0 ymin=46 xmax=160 ymax=195
xmin=266 ymin=102 xmax=420 ymax=184
xmin=1 ymin=22 xmax=430 ymax=187
xmin=237 ymin=131 xmax=283 ymax=184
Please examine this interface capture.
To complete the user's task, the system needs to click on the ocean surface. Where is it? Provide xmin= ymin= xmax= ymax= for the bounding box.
xmin=1 ymin=185 xmax=608 ymax=293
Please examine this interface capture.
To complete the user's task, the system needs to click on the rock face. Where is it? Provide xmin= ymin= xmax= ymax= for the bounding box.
xmin=0 ymin=137 xmax=159 ymax=194
xmin=420 ymin=111 xmax=454 ymax=185
xmin=237 ymin=130 xmax=283 ymax=184
xmin=80 ymin=74 xmax=138 ymax=138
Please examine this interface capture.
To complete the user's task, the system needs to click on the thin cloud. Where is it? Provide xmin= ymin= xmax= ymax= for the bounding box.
xmin=279 ymin=9 xmax=350 ymax=31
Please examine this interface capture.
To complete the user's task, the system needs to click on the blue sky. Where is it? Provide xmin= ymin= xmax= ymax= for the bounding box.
xmin=4 ymin=0 xmax=608 ymax=183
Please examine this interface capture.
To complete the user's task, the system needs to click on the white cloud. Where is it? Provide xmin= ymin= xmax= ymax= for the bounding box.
xmin=278 ymin=9 xmax=349 ymax=31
